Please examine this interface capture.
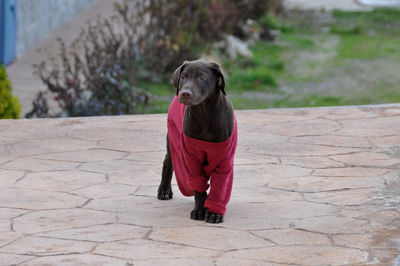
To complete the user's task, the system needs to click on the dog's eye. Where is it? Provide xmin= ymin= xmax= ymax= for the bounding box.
xmin=198 ymin=74 xmax=207 ymax=81
xmin=181 ymin=74 xmax=186 ymax=80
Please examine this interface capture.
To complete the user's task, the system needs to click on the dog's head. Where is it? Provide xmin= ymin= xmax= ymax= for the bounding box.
xmin=172 ymin=60 xmax=225 ymax=106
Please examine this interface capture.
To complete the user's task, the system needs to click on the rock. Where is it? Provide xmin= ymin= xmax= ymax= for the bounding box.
xmin=213 ymin=35 xmax=253 ymax=60
xmin=234 ymin=19 xmax=261 ymax=44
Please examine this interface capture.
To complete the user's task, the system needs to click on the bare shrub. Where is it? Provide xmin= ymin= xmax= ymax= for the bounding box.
xmin=26 ymin=0 xmax=282 ymax=118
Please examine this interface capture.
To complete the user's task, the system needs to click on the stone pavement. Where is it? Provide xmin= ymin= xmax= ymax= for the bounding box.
xmin=1 ymin=104 xmax=400 ymax=265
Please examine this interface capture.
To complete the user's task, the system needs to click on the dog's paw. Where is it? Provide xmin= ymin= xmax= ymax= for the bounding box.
xmin=205 ymin=209 xmax=224 ymax=224
xmin=157 ymin=187 xmax=173 ymax=200
xmin=190 ymin=208 xmax=205 ymax=220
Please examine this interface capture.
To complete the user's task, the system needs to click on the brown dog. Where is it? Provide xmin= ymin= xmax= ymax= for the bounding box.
xmin=158 ymin=60 xmax=237 ymax=223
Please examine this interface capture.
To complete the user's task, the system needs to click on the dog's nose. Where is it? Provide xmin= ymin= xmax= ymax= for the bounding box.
xmin=180 ymin=90 xmax=192 ymax=99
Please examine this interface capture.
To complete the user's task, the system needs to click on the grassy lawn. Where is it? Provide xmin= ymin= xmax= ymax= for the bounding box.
xmin=146 ymin=8 xmax=400 ymax=113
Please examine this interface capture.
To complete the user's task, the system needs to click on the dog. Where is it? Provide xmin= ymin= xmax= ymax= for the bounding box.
xmin=157 ymin=60 xmax=237 ymax=223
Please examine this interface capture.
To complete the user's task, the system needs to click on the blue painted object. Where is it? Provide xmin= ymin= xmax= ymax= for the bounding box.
xmin=0 ymin=0 xmax=17 ymax=66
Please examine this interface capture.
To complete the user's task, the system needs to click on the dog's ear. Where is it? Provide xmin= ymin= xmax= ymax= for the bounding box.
xmin=208 ymin=62 xmax=226 ymax=95
xmin=172 ymin=61 xmax=190 ymax=95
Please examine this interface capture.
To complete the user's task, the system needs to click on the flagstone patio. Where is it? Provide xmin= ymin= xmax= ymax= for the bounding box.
xmin=0 ymin=104 xmax=400 ymax=265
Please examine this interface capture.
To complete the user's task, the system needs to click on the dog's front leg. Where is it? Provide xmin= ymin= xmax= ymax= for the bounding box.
xmin=190 ymin=191 xmax=207 ymax=220
xmin=205 ymin=210 xmax=224 ymax=223
xmin=158 ymin=135 xmax=173 ymax=200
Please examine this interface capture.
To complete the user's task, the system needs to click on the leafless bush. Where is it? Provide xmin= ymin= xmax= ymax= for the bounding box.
xmin=26 ymin=0 xmax=282 ymax=118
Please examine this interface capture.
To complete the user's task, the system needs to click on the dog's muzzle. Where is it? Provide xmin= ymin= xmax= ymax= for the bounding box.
xmin=179 ymin=90 xmax=193 ymax=105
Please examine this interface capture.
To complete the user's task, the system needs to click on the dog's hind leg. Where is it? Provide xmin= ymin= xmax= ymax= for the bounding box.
xmin=158 ymin=134 xmax=173 ymax=200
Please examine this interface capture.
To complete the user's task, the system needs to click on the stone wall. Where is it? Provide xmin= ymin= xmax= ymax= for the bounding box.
xmin=16 ymin=0 xmax=97 ymax=57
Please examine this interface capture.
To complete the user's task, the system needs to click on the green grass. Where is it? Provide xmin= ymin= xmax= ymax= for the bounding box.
xmin=139 ymin=82 xmax=173 ymax=97
xmin=230 ymin=94 xmax=348 ymax=110
xmin=275 ymin=94 xmax=344 ymax=108
xmin=333 ymin=8 xmax=400 ymax=24
xmin=259 ymin=15 xmax=298 ymax=33
xmin=141 ymin=8 xmax=400 ymax=112
xmin=280 ymin=34 xmax=315 ymax=49
xmin=223 ymin=41 xmax=290 ymax=93
xmin=330 ymin=25 xmax=362 ymax=35
xmin=337 ymin=35 xmax=400 ymax=59
xmin=331 ymin=8 xmax=400 ymax=60
xmin=146 ymin=98 xmax=171 ymax=114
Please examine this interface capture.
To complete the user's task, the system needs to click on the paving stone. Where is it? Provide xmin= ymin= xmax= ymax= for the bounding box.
xmin=336 ymin=116 xmax=400 ymax=137
xmin=294 ymin=215 xmax=373 ymax=234
xmin=233 ymin=164 xmax=313 ymax=191
xmin=234 ymin=152 xmax=279 ymax=165
xmin=330 ymin=152 xmax=400 ymax=167
xmin=0 ymin=156 xmax=13 ymax=165
xmin=98 ymin=135 xmax=164 ymax=153
xmin=149 ymin=226 xmax=271 ymax=251
xmin=93 ymin=239 xmax=218 ymax=260
xmin=86 ymin=195 xmax=185 ymax=213
xmin=1 ymin=104 xmax=400 ymax=264
xmin=0 ymin=158 xmax=79 ymax=172
xmin=220 ymin=245 xmax=370 ymax=265
xmin=332 ymin=234 xmax=375 ymax=250
xmin=14 ymin=170 xmax=106 ymax=192
xmin=0 ymin=253 xmax=33 ymax=265
xmin=0 ymin=170 xmax=25 ymax=187
xmin=131 ymin=258 xmax=214 ymax=266
xmin=324 ymin=107 xmax=379 ymax=120
xmin=0 ymin=188 xmax=86 ymax=210
xmin=20 ymin=254 xmax=127 ymax=266
xmin=248 ymin=142 xmax=360 ymax=157
xmin=0 ymin=208 xmax=27 ymax=219
xmin=251 ymin=228 xmax=331 ymax=246
xmin=250 ymin=164 xmax=313 ymax=179
xmin=31 ymin=148 xmax=126 ymax=163
xmin=13 ymin=209 xmax=118 ymax=234
xmin=216 ymin=258 xmax=281 ymax=266
xmin=36 ymin=224 xmax=149 ymax=242
xmin=237 ymin=201 xmax=338 ymax=220
xmin=0 ymin=219 xmax=11 ymax=232
xmin=221 ymin=201 xmax=337 ymax=231
xmin=313 ymin=167 xmax=389 ymax=177
xmin=370 ymin=135 xmax=400 ymax=148
xmin=239 ymin=132 xmax=290 ymax=146
xmin=0 ymin=236 xmax=94 ymax=256
xmin=238 ymin=108 xmax=329 ymax=124
xmin=290 ymin=135 xmax=372 ymax=148
xmin=304 ymin=188 xmax=377 ymax=206
xmin=0 ymin=231 xmax=25 ymax=248
xmin=79 ymin=160 xmax=159 ymax=185
xmin=67 ymin=123 xmax=164 ymax=142
xmin=117 ymin=201 xmax=204 ymax=228
xmin=0 ymin=136 xmax=20 ymax=145
xmin=0 ymin=119 xmax=64 ymax=139
xmin=123 ymin=150 xmax=165 ymax=163
xmin=260 ymin=119 xmax=340 ymax=137
xmin=231 ymin=187 xmax=303 ymax=203
xmin=281 ymin=156 xmax=345 ymax=168
xmin=2 ymin=137 xmax=97 ymax=157
xmin=73 ymin=182 xmax=135 ymax=199
xmin=268 ymin=175 xmax=384 ymax=193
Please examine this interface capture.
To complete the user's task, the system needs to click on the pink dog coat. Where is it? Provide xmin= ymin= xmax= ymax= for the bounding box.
xmin=167 ymin=96 xmax=237 ymax=215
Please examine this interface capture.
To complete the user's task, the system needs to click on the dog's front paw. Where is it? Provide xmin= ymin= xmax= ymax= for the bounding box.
xmin=190 ymin=208 xmax=205 ymax=220
xmin=205 ymin=209 xmax=224 ymax=223
xmin=157 ymin=187 xmax=173 ymax=200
